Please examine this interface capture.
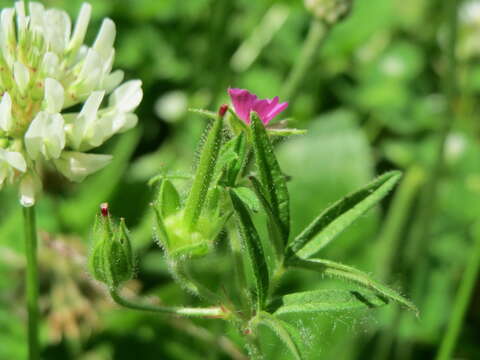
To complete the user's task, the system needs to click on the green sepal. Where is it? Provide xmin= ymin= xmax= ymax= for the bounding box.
xmin=216 ymin=132 xmax=247 ymax=187
xmin=286 ymin=171 xmax=402 ymax=259
xmin=227 ymin=108 xmax=249 ymax=135
xmin=183 ymin=111 xmax=224 ymax=229
xmin=157 ymin=179 xmax=181 ymax=218
xmin=250 ymin=113 xmax=290 ymax=241
xmin=229 ymin=189 xmax=269 ymax=312
xmin=232 ymin=186 xmax=260 ymax=213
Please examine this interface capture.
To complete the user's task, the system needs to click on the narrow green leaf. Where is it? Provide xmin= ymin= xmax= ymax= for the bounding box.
xmin=184 ymin=113 xmax=224 ymax=229
xmin=157 ymin=179 xmax=181 ymax=218
xmin=288 ymin=257 xmax=419 ymax=315
xmin=188 ymin=108 xmax=217 ymax=120
xmin=267 ymin=128 xmax=307 ymax=137
xmin=257 ymin=311 xmax=303 ymax=360
xmin=251 ymin=113 xmax=290 ymax=241
xmin=232 ymin=187 xmax=260 ymax=213
xmin=249 ymin=176 xmax=285 ymax=258
xmin=229 ymin=190 xmax=269 ymax=311
xmin=287 ymin=171 xmax=402 ymax=259
xmin=273 ymin=289 xmax=387 ymax=316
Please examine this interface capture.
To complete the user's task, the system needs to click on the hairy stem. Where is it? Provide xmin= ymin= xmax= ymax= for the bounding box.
xmin=109 ymin=288 xmax=227 ymax=318
xmin=23 ymin=205 xmax=40 ymax=360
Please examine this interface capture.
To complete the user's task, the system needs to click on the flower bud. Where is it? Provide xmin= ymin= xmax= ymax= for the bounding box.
xmin=89 ymin=203 xmax=135 ymax=289
xmin=304 ymin=0 xmax=354 ymax=24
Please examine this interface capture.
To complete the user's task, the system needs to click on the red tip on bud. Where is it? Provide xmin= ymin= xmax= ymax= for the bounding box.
xmin=219 ymin=104 xmax=228 ymax=117
xmin=100 ymin=203 xmax=109 ymax=217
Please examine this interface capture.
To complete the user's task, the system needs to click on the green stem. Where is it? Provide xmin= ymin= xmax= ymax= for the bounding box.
xmin=23 ymin=205 xmax=40 ymax=360
xmin=109 ymin=289 xmax=227 ymax=318
xmin=435 ymin=223 xmax=480 ymax=360
xmin=281 ymin=19 xmax=328 ymax=101
xmin=405 ymin=0 xmax=458 ymax=267
xmin=375 ymin=166 xmax=425 ymax=282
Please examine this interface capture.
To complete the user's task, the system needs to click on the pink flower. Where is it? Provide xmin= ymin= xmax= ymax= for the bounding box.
xmin=228 ymin=88 xmax=288 ymax=125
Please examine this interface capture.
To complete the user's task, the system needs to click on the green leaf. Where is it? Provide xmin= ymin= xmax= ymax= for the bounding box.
xmin=183 ymin=113 xmax=224 ymax=228
xmin=287 ymin=171 xmax=402 ymax=259
xmin=257 ymin=311 xmax=303 ymax=360
xmin=188 ymin=108 xmax=217 ymax=120
xmin=232 ymin=187 xmax=260 ymax=213
xmin=288 ymin=257 xmax=419 ymax=315
xmin=267 ymin=128 xmax=307 ymax=137
xmin=249 ymin=176 xmax=285 ymax=258
xmin=272 ymin=289 xmax=387 ymax=316
xmin=157 ymin=179 xmax=181 ymax=218
xmin=251 ymin=113 xmax=290 ymax=241
xmin=229 ymin=190 xmax=269 ymax=311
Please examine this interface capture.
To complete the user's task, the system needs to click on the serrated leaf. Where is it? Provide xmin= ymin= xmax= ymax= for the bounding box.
xmin=249 ymin=176 xmax=285 ymax=258
xmin=232 ymin=187 xmax=260 ymax=213
xmin=251 ymin=113 xmax=290 ymax=241
xmin=287 ymin=171 xmax=402 ymax=259
xmin=229 ymin=190 xmax=269 ymax=311
xmin=288 ymin=257 xmax=418 ymax=315
xmin=157 ymin=179 xmax=181 ymax=218
xmin=257 ymin=311 xmax=303 ymax=360
xmin=272 ymin=289 xmax=387 ymax=316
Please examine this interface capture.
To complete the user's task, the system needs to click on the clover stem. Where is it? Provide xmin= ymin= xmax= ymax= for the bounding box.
xmin=436 ymin=223 xmax=480 ymax=360
xmin=281 ymin=19 xmax=327 ymax=102
xmin=23 ymin=205 xmax=40 ymax=360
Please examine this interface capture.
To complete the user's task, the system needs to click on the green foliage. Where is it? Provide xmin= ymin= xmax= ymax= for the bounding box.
xmin=287 ymin=171 xmax=402 ymax=259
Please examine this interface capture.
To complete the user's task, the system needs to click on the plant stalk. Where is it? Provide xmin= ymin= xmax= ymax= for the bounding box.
xmin=23 ymin=205 xmax=40 ymax=360
xmin=281 ymin=19 xmax=327 ymax=101
xmin=109 ymin=289 xmax=227 ymax=318
xmin=435 ymin=223 xmax=480 ymax=360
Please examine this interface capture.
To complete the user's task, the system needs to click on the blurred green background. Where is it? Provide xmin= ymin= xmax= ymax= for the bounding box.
xmin=1 ymin=0 xmax=480 ymax=359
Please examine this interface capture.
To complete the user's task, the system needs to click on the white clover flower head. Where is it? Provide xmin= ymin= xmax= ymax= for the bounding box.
xmin=0 ymin=2 xmax=143 ymax=206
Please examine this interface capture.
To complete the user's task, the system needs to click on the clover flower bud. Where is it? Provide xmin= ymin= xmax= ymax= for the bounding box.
xmin=89 ymin=203 xmax=135 ymax=289
xmin=304 ymin=0 xmax=354 ymax=24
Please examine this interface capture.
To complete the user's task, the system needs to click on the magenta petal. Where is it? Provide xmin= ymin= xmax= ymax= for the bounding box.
xmin=228 ymin=88 xmax=288 ymax=125
xmin=252 ymin=99 xmax=273 ymax=124
xmin=228 ymin=88 xmax=257 ymax=123
xmin=264 ymin=102 xmax=289 ymax=123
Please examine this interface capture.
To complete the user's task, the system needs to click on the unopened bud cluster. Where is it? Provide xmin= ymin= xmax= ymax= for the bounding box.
xmin=304 ymin=0 xmax=354 ymax=24
xmin=89 ymin=203 xmax=135 ymax=289
xmin=0 ymin=2 xmax=143 ymax=206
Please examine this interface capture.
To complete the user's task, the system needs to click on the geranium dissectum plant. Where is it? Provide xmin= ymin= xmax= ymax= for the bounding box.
xmin=89 ymin=97 xmax=418 ymax=360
